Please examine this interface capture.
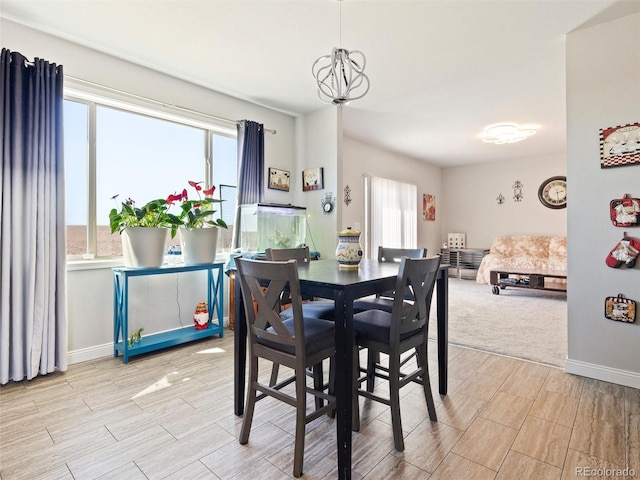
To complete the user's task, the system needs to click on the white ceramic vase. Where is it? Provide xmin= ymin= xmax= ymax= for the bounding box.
xmin=335 ymin=227 xmax=363 ymax=268
xmin=179 ymin=227 xmax=219 ymax=265
xmin=121 ymin=227 xmax=169 ymax=268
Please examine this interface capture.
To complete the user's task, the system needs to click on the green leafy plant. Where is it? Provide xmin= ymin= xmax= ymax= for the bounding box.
xmin=165 ymin=181 xmax=227 ymax=239
xmin=109 ymin=196 xmax=180 ymax=235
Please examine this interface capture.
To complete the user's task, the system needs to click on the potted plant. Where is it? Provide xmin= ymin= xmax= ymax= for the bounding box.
xmin=165 ymin=181 xmax=228 ymax=265
xmin=109 ymin=196 xmax=180 ymax=268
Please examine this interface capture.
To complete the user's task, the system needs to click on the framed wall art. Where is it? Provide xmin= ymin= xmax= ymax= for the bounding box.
xmin=268 ymin=167 xmax=290 ymax=192
xmin=600 ymin=122 xmax=640 ymax=168
xmin=302 ymin=167 xmax=324 ymax=192
xmin=423 ymin=194 xmax=436 ymax=221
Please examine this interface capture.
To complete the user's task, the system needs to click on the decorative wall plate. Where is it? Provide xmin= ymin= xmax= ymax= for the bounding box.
xmin=600 ymin=122 xmax=640 ymax=168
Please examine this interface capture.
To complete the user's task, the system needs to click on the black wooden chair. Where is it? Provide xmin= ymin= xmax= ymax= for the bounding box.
xmin=265 ymin=246 xmax=334 ymax=402
xmin=353 ymin=247 xmax=427 ymax=391
xmin=352 ymin=255 xmax=441 ymax=452
xmin=353 ymin=246 xmax=427 ymax=311
xmin=235 ymin=257 xmax=336 ymax=478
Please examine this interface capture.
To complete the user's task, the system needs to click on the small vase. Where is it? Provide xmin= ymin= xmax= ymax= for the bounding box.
xmin=179 ymin=227 xmax=219 ymax=265
xmin=121 ymin=227 xmax=168 ymax=268
xmin=336 ymin=227 xmax=363 ymax=268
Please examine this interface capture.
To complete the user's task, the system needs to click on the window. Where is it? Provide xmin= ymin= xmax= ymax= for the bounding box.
xmin=64 ymin=93 xmax=237 ymax=260
xmin=364 ymin=175 xmax=417 ymax=258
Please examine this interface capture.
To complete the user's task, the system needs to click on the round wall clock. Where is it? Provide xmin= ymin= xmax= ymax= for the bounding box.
xmin=538 ymin=176 xmax=567 ymax=209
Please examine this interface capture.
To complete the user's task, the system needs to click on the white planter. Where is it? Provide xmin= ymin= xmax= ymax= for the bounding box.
xmin=179 ymin=227 xmax=219 ymax=265
xmin=121 ymin=227 xmax=169 ymax=268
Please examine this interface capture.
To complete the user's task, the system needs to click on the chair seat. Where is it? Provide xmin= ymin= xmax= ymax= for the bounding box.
xmin=353 ymin=297 xmax=414 ymax=315
xmin=260 ymin=316 xmax=334 ymax=356
xmin=353 ymin=309 xmax=421 ymax=344
xmin=280 ymin=301 xmax=335 ymax=321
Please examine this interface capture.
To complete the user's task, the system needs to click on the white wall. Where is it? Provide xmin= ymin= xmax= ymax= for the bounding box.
xmin=565 ymin=12 xmax=640 ymax=388
xmin=294 ymin=108 xmax=340 ymax=260
xmin=441 ymin=154 xmax=567 ymax=248
xmin=2 ymin=19 xmax=300 ymax=362
xmin=341 ymin=136 xmax=443 ymax=256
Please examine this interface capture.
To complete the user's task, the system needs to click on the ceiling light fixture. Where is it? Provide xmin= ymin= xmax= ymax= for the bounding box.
xmin=312 ymin=0 xmax=369 ymax=106
xmin=481 ymin=123 xmax=537 ymax=144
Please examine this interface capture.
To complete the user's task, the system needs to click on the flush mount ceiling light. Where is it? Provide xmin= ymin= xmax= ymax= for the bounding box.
xmin=481 ymin=123 xmax=537 ymax=144
xmin=312 ymin=0 xmax=369 ymax=105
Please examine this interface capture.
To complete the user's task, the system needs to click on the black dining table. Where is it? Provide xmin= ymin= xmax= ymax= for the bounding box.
xmin=233 ymin=258 xmax=449 ymax=480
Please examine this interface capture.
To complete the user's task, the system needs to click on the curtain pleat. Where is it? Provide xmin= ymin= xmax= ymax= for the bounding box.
xmin=232 ymin=120 xmax=264 ymax=249
xmin=0 ymin=48 xmax=67 ymax=384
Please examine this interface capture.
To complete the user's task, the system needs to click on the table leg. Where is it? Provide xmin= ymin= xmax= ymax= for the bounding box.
xmin=234 ymin=272 xmax=247 ymax=416
xmin=437 ymin=268 xmax=448 ymax=395
xmin=334 ymin=289 xmax=353 ymax=480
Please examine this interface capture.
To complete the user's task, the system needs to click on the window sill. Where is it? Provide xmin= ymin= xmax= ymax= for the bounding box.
xmin=66 ymin=254 xmax=233 ymax=272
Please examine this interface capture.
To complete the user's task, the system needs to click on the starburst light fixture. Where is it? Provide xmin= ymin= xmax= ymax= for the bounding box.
xmin=481 ymin=123 xmax=537 ymax=144
xmin=312 ymin=1 xmax=369 ymax=105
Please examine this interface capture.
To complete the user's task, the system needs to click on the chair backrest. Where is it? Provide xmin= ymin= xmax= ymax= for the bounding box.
xmin=390 ymin=255 xmax=441 ymax=342
xmin=378 ymin=247 xmax=427 ymax=263
xmin=266 ymin=246 xmax=311 ymax=264
xmin=235 ymin=257 xmax=305 ymax=354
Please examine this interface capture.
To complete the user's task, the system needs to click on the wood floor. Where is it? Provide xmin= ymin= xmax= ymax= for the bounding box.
xmin=1 ymin=331 xmax=638 ymax=480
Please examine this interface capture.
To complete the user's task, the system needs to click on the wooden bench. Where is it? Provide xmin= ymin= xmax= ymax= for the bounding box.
xmin=489 ymin=268 xmax=567 ymax=295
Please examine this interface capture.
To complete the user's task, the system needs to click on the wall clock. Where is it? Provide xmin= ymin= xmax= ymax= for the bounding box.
xmin=321 ymin=192 xmax=335 ymax=214
xmin=538 ymin=176 xmax=567 ymax=209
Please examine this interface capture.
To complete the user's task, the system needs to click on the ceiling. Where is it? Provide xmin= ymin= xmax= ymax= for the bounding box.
xmin=2 ymin=0 xmax=639 ymax=167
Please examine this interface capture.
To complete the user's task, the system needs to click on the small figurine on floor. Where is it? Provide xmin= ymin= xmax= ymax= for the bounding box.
xmin=193 ymin=301 xmax=209 ymax=330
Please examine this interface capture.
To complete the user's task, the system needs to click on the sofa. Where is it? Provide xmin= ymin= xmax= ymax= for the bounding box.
xmin=476 ymin=235 xmax=567 ymax=284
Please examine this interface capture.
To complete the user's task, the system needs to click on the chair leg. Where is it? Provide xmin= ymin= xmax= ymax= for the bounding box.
xmin=418 ymin=343 xmax=437 ymax=421
xmin=269 ymin=363 xmax=280 ymax=387
xmin=328 ymin=357 xmax=336 ymax=418
xmin=353 ymin=345 xmax=361 ymax=432
xmin=366 ymin=349 xmax=378 ymax=392
xmin=293 ymin=367 xmax=307 ymax=478
xmin=388 ymin=354 xmax=405 ymax=452
xmin=312 ymin=361 xmax=324 ymax=410
xmin=240 ymin=355 xmax=259 ymax=445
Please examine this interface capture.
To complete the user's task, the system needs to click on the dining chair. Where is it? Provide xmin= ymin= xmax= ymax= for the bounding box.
xmin=352 ymin=255 xmax=441 ymax=452
xmin=265 ymin=246 xmax=335 ymax=405
xmin=353 ymin=246 xmax=427 ymax=391
xmin=354 ymin=246 xmax=427 ymax=310
xmin=235 ymin=257 xmax=336 ymax=478
xmin=267 ymin=246 xmax=335 ymax=322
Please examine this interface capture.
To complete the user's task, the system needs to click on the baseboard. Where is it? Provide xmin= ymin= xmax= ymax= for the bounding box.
xmin=565 ymin=358 xmax=640 ymax=389
xmin=68 ymin=343 xmax=114 ymax=364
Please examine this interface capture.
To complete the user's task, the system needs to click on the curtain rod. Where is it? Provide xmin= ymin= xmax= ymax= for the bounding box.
xmin=64 ymin=75 xmax=276 ymax=134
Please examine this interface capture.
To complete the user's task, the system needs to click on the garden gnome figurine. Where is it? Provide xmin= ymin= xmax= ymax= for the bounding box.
xmin=193 ymin=301 xmax=209 ymax=330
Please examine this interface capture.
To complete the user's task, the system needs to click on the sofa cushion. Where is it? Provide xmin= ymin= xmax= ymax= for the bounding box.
xmin=490 ymin=235 xmax=551 ymax=258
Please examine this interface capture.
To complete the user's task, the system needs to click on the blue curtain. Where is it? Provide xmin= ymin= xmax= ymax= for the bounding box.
xmin=232 ymin=120 xmax=264 ymax=250
xmin=0 ymin=48 xmax=67 ymax=384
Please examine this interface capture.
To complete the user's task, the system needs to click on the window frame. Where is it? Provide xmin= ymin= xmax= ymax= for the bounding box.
xmin=64 ymin=81 xmax=237 ymax=263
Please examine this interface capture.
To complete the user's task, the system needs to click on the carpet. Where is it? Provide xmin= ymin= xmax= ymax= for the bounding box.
xmin=429 ymin=278 xmax=567 ymax=367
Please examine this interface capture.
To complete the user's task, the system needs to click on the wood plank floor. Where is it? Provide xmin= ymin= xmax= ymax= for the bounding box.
xmin=1 ymin=332 xmax=638 ymax=480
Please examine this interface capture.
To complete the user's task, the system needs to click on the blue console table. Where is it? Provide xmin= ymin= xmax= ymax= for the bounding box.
xmin=112 ymin=263 xmax=224 ymax=363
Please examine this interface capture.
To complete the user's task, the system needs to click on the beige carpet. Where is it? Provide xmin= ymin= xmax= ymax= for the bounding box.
xmin=429 ymin=278 xmax=567 ymax=367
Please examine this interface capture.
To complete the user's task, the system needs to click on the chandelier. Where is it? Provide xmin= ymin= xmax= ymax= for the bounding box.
xmin=481 ymin=123 xmax=537 ymax=144
xmin=312 ymin=1 xmax=369 ymax=105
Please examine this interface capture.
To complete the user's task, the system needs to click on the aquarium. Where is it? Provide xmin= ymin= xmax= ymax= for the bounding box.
xmin=239 ymin=203 xmax=307 ymax=253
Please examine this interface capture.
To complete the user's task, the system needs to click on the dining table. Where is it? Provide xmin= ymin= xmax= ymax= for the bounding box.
xmin=232 ymin=258 xmax=449 ymax=480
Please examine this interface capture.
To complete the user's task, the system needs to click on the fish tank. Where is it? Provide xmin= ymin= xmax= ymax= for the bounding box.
xmin=239 ymin=203 xmax=307 ymax=253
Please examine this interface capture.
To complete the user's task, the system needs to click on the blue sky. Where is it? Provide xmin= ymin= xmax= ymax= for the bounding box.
xmin=64 ymin=100 xmax=237 ymax=226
